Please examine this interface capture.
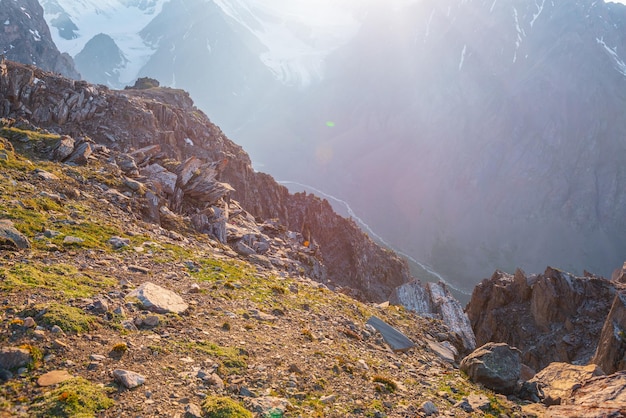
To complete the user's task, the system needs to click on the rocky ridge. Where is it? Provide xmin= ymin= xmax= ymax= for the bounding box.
xmin=0 ymin=103 xmax=522 ymax=417
xmin=466 ymin=267 xmax=620 ymax=372
xmin=0 ymin=59 xmax=409 ymax=304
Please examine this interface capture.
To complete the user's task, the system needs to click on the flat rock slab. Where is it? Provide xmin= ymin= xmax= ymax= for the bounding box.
xmin=127 ymin=282 xmax=188 ymax=314
xmin=37 ymin=370 xmax=73 ymax=386
xmin=427 ymin=340 xmax=457 ymax=363
xmin=566 ymin=371 xmax=626 ymax=407
xmin=529 ymin=362 xmax=604 ymax=406
xmin=366 ymin=316 xmax=415 ymax=352
xmin=0 ymin=219 xmax=30 ymax=250
xmin=113 ymin=369 xmax=145 ymax=389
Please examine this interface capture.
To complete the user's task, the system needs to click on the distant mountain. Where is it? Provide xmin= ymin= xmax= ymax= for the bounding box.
xmin=0 ymin=0 xmax=78 ymax=78
xmin=39 ymin=0 xmax=626 ymax=290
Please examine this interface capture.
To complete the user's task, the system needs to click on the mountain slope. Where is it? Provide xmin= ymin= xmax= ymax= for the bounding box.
xmin=0 ymin=60 xmax=522 ymax=418
xmin=0 ymin=0 xmax=78 ymax=78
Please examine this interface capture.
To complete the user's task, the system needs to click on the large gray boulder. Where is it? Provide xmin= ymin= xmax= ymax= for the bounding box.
xmin=460 ymin=342 xmax=521 ymax=394
xmin=126 ymin=282 xmax=188 ymax=314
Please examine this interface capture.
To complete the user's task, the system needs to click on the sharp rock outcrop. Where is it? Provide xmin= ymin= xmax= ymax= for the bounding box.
xmin=466 ymin=267 xmax=616 ymax=371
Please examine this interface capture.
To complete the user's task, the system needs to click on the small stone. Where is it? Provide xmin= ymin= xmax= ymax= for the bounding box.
xmin=63 ymin=236 xmax=84 ymax=245
xmin=184 ymin=403 xmax=203 ymax=418
xmin=113 ymin=369 xmax=146 ymax=389
xmin=121 ymin=320 xmax=138 ymax=331
xmin=52 ymin=339 xmax=67 ymax=350
xmin=37 ymin=370 xmax=72 ymax=387
xmin=32 ymin=330 xmax=46 ymax=339
xmin=43 ymin=229 xmax=60 ymax=238
xmin=188 ymin=283 xmax=201 ymax=294
xmin=142 ymin=315 xmax=160 ymax=327
xmin=128 ymin=265 xmax=150 ymax=274
xmin=92 ymin=298 xmax=109 ymax=314
xmin=87 ymin=362 xmax=99 ymax=371
xmin=34 ymin=169 xmax=59 ymax=181
xmin=421 ymin=401 xmax=439 ymax=416
xmin=320 ymin=394 xmax=337 ymax=404
xmin=90 ymin=354 xmax=106 ymax=362
xmin=108 ymin=236 xmax=130 ymax=249
xmin=50 ymin=325 xmax=65 ymax=335
xmin=23 ymin=317 xmax=36 ymax=328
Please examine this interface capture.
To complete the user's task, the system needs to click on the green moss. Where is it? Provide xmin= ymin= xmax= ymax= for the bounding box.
xmin=30 ymin=377 xmax=114 ymax=417
xmin=0 ymin=263 xmax=115 ymax=298
xmin=34 ymin=303 xmax=96 ymax=334
xmin=176 ymin=341 xmax=247 ymax=375
xmin=201 ymin=396 xmax=252 ymax=418
xmin=372 ymin=375 xmax=398 ymax=393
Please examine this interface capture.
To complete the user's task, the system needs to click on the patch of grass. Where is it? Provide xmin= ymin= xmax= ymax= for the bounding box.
xmin=373 ymin=375 xmax=398 ymax=393
xmin=0 ymin=263 xmax=115 ymax=299
xmin=201 ymin=396 xmax=252 ymax=418
xmin=31 ymin=303 xmax=96 ymax=334
xmin=176 ymin=341 xmax=247 ymax=375
xmin=19 ymin=343 xmax=43 ymax=371
xmin=30 ymin=377 xmax=114 ymax=417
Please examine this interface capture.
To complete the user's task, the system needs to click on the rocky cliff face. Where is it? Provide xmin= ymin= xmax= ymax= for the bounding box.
xmin=466 ymin=267 xmax=618 ymax=372
xmin=0 ymin=0 xmax=78 ymax=79
xmin=0 ymin=59 xmax=409 ymax=302
xmin=389 ymin=280 xmax=476 ymax=354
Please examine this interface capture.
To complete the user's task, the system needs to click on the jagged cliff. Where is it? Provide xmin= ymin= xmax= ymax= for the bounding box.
xmin=466 ymin=267 xmax=623 ymax=373
xmin=0 ymin=59 xmax=409 ymax=302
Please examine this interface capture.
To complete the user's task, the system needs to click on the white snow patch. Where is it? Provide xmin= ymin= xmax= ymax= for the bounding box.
xmin=530 ymin=0 xmax=545 ymax=28
xmin=459 ymin=44 xmax=467 ymax=70
xmin=490 ymin=0 xmax=498 ymax=13
xmin=184 ymin=138 xmax=194 ymax=146
xmin=512 ymin=7 xmax=526 ymax=63
xmin=3 ymin=20 xmax=9 ymax=25
xmin=29 ymin=29 xmax=41 ymax=42
xmin=597 ymin=37 xmax=626 ymax=76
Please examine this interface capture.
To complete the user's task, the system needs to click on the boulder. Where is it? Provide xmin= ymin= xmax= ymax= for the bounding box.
xmin=0 ymin=219 xmax=30 ymax=250
xmin=50 ymin=135 xmax=75 ymax=161
xmin=126 ymin=282 xmax=188 ymax=314
xmin=527 ymin=362 xmax=604 ymax=406
xmin=460 ymin=342 xmax=521 ymax=394
xmin=592 ymin=290 xmax=626 ymax=374
xmin=65 ymin=140 xmax=92 ymax=165
xmin=112 ymin=369 xmax=145 ymax=389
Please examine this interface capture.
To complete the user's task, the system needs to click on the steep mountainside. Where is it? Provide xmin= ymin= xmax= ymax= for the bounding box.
xmin=0 ymin=0 xmax=78 ymax=79
xmin=0 ymin=59 xmax=409 ymax=303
